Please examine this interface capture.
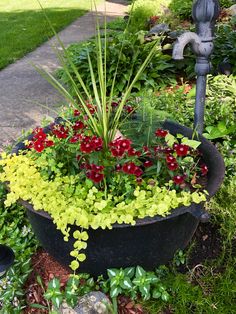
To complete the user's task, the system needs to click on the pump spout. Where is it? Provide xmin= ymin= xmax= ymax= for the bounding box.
xmin=172 ymin=32 xmax=201 ymax=60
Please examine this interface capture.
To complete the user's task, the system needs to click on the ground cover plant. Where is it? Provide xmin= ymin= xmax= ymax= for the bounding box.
xmin=0 ymin=0 xmax=100 ymax=69
xmin=0 ymin=0 xmax=236 ymax=313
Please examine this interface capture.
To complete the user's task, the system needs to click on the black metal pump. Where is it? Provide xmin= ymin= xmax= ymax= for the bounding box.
xmin=172 ymin=0 xmax=220 ymax=134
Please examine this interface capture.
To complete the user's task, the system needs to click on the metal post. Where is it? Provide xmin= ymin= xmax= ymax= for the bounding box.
xmin=192 ymin=0 xmax=220 ymax=134
xmin=172 ymin=0 xmax=220 ymax=134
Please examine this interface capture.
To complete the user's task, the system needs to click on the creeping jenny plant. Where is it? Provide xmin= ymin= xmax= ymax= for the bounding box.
xmin=0 ymin=2 xmax=207 ymax=271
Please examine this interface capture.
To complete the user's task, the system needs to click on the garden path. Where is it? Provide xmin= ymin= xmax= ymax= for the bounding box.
xmin=0 ymin=0 xmax=127 ymax=149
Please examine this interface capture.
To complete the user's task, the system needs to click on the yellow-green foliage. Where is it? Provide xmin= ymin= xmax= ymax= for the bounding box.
xmin=0 ymin=153 xmax=206 ymax=270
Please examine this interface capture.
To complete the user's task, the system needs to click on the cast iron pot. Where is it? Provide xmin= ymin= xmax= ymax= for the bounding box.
xmin=0 ymin=244 xmax=15 ymax=277
xmin=14 ymin=121 xmax=225 ymax=276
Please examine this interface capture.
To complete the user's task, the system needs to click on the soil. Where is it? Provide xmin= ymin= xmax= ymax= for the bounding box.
xmin=23 ymin=221 xmax=223 ymax=313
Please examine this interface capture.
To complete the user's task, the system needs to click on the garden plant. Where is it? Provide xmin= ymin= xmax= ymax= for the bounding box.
xmin=0 ymin=0 xmax=236 ymax=313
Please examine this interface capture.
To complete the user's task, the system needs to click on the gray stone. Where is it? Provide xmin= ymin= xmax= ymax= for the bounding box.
xmin=227 ymin=4 xmax=236 ymax=16
xmin=74 ymin=291 xmax=112 ymax=314
xmin=148 ymin=23 xmax=170 ymax=35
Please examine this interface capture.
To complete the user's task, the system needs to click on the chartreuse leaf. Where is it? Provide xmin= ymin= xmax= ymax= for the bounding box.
xmin=182 ymin=137 xmax=201 ymax=149
xmin=165 ymin=133 xmax=176 ymax=147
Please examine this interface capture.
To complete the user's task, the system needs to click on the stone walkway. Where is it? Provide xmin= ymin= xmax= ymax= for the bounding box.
xmin=0 ymin=0 xmax=127 ymax=148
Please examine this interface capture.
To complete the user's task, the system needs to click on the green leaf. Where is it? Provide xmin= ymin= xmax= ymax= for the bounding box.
xmin=165 ymin=133 xmax=176 ymax=147
xmin=135 ymin=266 xmax=146 ymax=278
xmin=30 ymin=304 xmax=48 ymax=309
xmin=124 ymin=267 xmax=135 ymax=278
xmin=52 ymin=296 xmax=63 ymax=309
xmin=107 ymin=268 xmax=119 ymax=278
xmin=110 ymin=287 xmax=121 ymax=298
xmin=182 ymin=137 xmax=201 ymax=149
xmin=120 ymin=277 xmax=133 ymax=290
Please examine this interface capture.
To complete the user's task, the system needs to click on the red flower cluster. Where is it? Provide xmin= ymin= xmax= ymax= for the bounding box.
xmin=86 ymin=163 xmax=104 ymax=183
xmin=28 ymin=128 xmax=54 ymax=153
xmin=166 ymin=155 xmax=178 ymax=171
xmin=155 ymin=128 xmax=169 ymax=138
xmin=52 ymin=125 xmax=69 ymax=139
xmin=109 ymin=138 xmax=133 ymax=157
xmin=122 ymin=162 xmax=143 ymax=177
xmin=174 ymin=144 xmax=189 ymax=157
xmin=80 ymin=136 xmax=103 ymax=154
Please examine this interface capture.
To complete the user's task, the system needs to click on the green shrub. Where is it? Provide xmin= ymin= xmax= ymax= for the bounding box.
xmin=212 ymin=20 xmax=236 ymax=75
xmin=128 ymin=0 xmax=171 ymax=32
xmin=169 ymin=0 xmax=234 ymax=20
xmin=58 ymin=32 xmax=175 ymax=96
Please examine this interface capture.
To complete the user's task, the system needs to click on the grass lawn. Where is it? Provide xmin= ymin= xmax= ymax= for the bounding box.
xmin=0 ymin=0 xmax=101 ymax=69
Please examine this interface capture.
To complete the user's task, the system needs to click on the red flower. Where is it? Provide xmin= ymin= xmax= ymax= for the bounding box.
xmin=34 ymin=131 xmax=47 ymax=141
xmin=91 ymin=136 xmax=103 ymax=151
xmin=87 ymin=170 xmax=104 ymax=183
xmin=74 ymin=109 xmax=81 ymax=116
xmin=45 ymin=140 xmax=54 ymax=147
xmin=73 ymin=121 xmax=85 ymax=130
xmin=173 ymin=175 xmax=185 ymax=185
xmin=80 ymin=141 xmax=94 ymax=154
xmin=125 ymin=105 xmax=135 ymax=114
xmin=87 ymin=104 xmax=96 ymax=114
xmin=111 ymin=148 xmax=125 ymax=157
xmin=143 ymin=160 xmax=153 ymax=168
xmin=33 ymin=140 xmax=45 ymax=153
xmin=166 ymin=155 xmax=176 ymax=163
xmin=128 ymin=148 xmax=141 ymax=157
xmin=167 ymin=162 xmax=178 ymax=171
xmin=122 ymin=162 xmax=137 ymax=175
xmin=69 ymin=135 xmax=80 ymax=143
xmin=52 ymin=125 xmax=69 ymax=139
xmin=155 ymin=128 xmax=168 ymax=138
xmin=91 ymin=164 xmax=104 ymax=172
xmin=174 ymin=144 xmax=189 ymax=157
xmin=111 ymin=102 xmax=119 ymax=107
xmin=119 ymin=139 xmax=132 ymax=150
xmin=201 ymin=164 xmax=208 ymax=176
xmin=164 ymin=147 xmax=174 ymax=154
xmin=115 ymin=164 xmax=122 ymax=171
xmin=133 ymin=166 xmax=143 ymax=177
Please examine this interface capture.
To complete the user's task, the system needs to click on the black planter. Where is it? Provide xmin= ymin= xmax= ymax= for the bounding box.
xmin=0 ymin=244 xmax=15 ymax=277
xmin=16 ymin=121 xmax=225 ymax=276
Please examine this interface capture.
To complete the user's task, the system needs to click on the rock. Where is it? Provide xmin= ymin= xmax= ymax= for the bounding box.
xmin=59 ymin=301 xmax=77 ymax=314
xmin=148 ymin=23 xmax=170 ymax=35
xmin=73 ymin=291 xmax=112 ymax=314
xmin=227 ymin=4 xmax=236 ymax=16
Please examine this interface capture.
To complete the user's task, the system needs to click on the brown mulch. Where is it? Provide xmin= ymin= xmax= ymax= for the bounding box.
xmin=23 ymin=222 xmax=223 ymax=313
xmin=23 ymin=250 xmax=71 ymax=314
